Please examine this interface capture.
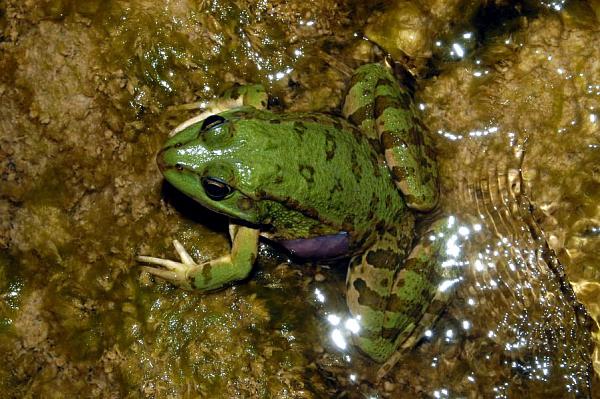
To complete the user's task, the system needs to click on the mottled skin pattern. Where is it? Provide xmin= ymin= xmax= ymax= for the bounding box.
xmin=343 ymin=65 xmax=439 ymax=211
xmin=139 ymin=64 xmax=456 ymax=377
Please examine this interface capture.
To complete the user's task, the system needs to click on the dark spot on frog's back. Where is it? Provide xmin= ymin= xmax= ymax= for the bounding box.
xmin=386 ymin=292 xmax=427 ymax=321
xmin=367 ymin=209 xmax=374 ymax=220
xmin=350 ymin=156 xmax=362 ymax=182
xmin=293 ymin=121 xmax=307 ymax=137
xmin=387 ymin=226 xmax=397 ymax=236
xmin=385 ymin=195 xmax=393 ymax=208
xmin=330 ymin=177 xmax=343 ymax=195
xmin=403 ymin=256 xmax=435 ymax=279
xmin=324 ymin=131 xmax=337 ymax=160
xmin=299 ymin=165 xmax=315 ymax=183
xmin=366 ymin=248 xmax=400 ymax=270
xmin=369 ymin=195 xmax=380 ymax=209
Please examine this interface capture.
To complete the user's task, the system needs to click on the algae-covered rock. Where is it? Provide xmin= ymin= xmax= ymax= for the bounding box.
xmin=364 ymin=1 xmax=433 ymax=60
xmin=363 ymin=0 xmax=485 ymax=71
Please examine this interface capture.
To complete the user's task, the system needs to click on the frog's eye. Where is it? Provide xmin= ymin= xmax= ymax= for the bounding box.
xmin=202 ymin=177 xmax=232 ymax=200
xmin=201 ymin=115 xmax=226 ymax=131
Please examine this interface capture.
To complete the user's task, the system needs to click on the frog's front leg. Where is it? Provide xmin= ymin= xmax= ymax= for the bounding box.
xmin=346 ymin=217 xmax=459 ymax=376
xmin=138 ymin=224 xmax=259 ymax=291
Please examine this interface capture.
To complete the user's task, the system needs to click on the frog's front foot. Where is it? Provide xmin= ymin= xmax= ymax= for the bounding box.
xmin=137 ymin=240 xmax=200 ymax=290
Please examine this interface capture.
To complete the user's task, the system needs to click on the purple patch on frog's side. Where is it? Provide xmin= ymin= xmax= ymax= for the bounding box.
xmin=280 ymin=232 xmax=349 ymax=259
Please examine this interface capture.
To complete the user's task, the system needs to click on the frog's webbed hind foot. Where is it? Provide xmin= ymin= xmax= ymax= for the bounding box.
xmin=137 ymin=240 xmax=200 ymax=289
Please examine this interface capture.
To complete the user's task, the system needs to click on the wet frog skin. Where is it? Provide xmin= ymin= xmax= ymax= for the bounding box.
xmin=139 ymin=63 xmax=457 ymax=376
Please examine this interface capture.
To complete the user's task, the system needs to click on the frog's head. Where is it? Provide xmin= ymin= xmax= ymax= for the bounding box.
xmin=157 ymin=108 xmax=275 ymax=225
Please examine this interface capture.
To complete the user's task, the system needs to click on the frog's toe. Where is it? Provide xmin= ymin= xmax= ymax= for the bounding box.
xmin=141 ymin=265 xmax=181 ymax=281
xmin=136 ymin=240 xmax=197 ymax=269
xmin=137 ymin=240 xmax=201 ymax=288
xmin=140 ymin=264 xmax=195 ymax=289
xmin=172 ymin=239 xmax=196 ymax=265
xmin=136 ymin=255 xmax=189 ymax=273
xmin=138 ymin=258 xmax=196 ymax=289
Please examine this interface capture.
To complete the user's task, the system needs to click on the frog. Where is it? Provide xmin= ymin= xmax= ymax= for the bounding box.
xmin=138 ymin=63 xmax=459 ymax=378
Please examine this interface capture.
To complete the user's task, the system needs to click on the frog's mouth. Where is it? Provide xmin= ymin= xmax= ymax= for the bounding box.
xmin=277 ymin=232 xmax=349 ymax=259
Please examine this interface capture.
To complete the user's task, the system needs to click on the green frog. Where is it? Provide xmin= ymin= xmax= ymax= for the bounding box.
xmin=138 ymin=63 xmax=458 ymax=377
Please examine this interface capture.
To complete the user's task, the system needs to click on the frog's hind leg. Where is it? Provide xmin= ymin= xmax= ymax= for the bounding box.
xmin=346 ymin=216 xmax=415 ymax=363
xmin=342 ymin=63 xmax=439 ymax=211
xmin=346 ymin=217 xmax=460 ymax=377
xmin=377 ymin=217 xmax=461 ymax=379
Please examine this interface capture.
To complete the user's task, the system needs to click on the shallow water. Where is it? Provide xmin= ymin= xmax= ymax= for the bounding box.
xmin=0 ymin=0 xmax=598 ymax=397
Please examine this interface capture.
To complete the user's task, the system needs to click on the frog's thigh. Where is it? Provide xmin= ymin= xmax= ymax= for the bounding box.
xmin=379 ymin=105 xmax=439 ymax=211
xmin=343 ymin=63 xmax=439 ymax=211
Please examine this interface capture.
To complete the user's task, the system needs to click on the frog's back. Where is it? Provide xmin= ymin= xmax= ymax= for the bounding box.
xmin=223 ymin=108 xmax=405 ymax=241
